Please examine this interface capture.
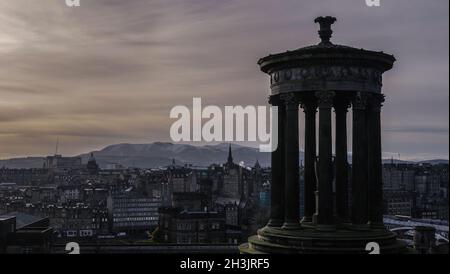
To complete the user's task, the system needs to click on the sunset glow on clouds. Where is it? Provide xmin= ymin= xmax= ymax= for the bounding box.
xmin=0 ymin=0 xmax=448 ymax=160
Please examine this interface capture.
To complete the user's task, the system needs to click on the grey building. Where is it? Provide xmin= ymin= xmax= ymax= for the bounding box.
xmin=158 ymin=207 xmax=226 ymax=244
xmin=107 ymin=188 xmax=161 ymax=234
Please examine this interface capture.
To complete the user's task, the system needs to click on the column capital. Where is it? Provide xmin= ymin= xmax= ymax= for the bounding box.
xmin=334 ymin=97 xmax=351 ymax=113
xmin=300 ymin=99 xmax=317 ymax=114
xmin=268 ymin=95 xmax=280 ymax=106
xmin=280 ymin=93 xmax=298 ymax=109
xmin=315 ymin=90 xmax=335 ymax=108
xmin=352 ymin=91 xmax=368 ymax=110
xmin=367 ymin=93 xmax=385 ymax=112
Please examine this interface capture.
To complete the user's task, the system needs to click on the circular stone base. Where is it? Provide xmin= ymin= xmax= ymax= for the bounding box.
xmin=239 ymin=225 xmax=407 ymax=254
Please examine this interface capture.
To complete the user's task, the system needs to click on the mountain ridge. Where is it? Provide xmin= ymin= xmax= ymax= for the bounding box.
xmin=0 ymin=142 xmax=448 ymax=169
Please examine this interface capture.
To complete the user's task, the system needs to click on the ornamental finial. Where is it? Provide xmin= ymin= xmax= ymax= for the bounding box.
xmin=314 ymin=16 xmax=337 ymax=46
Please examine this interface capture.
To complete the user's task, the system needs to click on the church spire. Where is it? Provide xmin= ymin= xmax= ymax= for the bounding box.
xmin=254 ymin=159 xmax=261 ymax=169
xmin=227 ymin=144 xmax=234 ymax=164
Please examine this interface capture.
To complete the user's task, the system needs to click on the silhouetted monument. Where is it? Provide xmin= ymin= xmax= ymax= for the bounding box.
xmin=240 ymin=16 xmax=406 ymax=253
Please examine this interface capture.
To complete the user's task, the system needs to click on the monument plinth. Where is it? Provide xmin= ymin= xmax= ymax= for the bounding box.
xmin=240 ymin=16 xmax=406 ymax=254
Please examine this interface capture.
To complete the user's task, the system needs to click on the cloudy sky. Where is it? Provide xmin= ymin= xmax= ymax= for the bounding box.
xmin=0 ymin=0 xmax=448 ymax=160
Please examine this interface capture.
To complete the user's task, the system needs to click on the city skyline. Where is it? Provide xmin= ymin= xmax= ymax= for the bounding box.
xmin=0 ymin=0 xmax=448 ymax=160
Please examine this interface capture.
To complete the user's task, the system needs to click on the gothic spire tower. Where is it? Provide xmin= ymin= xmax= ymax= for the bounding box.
xmin=227 ymin=144 xmax=234 ymax=165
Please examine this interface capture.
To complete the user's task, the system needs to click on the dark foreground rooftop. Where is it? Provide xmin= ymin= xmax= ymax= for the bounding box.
xmin=52 ymin=243 xmax=239 ymax=254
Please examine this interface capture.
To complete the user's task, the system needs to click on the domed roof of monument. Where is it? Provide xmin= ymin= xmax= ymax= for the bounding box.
xmin=258 ymin=16 xmax=396 ymax=73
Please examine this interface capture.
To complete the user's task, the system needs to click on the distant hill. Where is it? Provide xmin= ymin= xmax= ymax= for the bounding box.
xmin=381 ymin=159 xmax=412 ymax=164
xmin=1 ymin=142 xmax=447 ymax=169
xmin=1 ymin=143 xmax=278 ymax=169
xmin=418 ymin=159 xmax=449 ymax=165
xmin=380 ymin=159 xmax=449 ymax=165
xmin=0 ymin=157 xmax=46 ymax=169
xmin=78 ymin=142 xmax=275 ymax=168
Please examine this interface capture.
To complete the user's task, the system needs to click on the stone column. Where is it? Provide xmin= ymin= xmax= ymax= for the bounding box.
xmin=351 ymin=92 xmax=369 ymax=228
xmin=300 ymin=99 xmax=317 ymax=223
xmin=367 ymin=94 xmax=385 ymax=228
xmin=314 ymin=91 xmax=335 ymax=228
xmin=334 ymin=97 xmax=350 ymax=223
xmin=267 ymin=96 xmax=285 ymax=227
xmin=281 ymin=93 xmax=300 ymax=229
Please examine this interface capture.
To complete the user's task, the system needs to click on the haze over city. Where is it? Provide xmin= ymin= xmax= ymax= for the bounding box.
xmin=0 ymin=0 xmax=448 ymax=161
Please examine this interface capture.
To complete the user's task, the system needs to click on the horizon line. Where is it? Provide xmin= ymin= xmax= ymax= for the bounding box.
xmin=0 ymin=141 xmax=448 ymax=163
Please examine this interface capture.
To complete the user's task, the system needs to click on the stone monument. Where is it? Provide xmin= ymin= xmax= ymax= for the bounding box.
xmin=240 ymin=16 xmax=406 ymax=254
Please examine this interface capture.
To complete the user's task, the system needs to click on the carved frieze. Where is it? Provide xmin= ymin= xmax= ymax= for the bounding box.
xmin=270 ymin=65 xmax=383 ymax=94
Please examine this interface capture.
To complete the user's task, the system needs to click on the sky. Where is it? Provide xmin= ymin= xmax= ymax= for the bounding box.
xmin=0 ymin=0 xmax=448 ymax=161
